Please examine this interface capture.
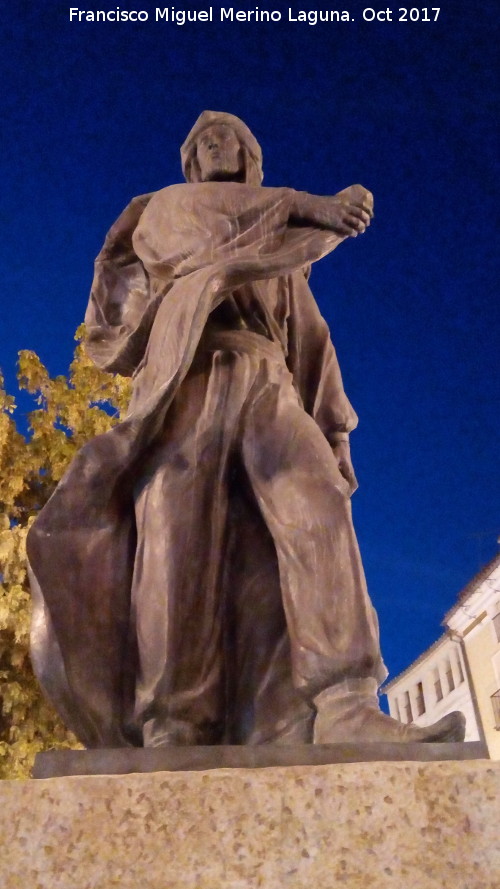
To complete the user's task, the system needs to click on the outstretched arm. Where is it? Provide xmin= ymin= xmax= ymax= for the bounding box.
xmin=290 ymin=184 xmax=373 ymax=238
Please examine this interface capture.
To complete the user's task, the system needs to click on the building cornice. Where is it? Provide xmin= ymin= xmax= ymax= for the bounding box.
xmin=382 ymin=633 xmax=449 ymax=692
xmin=383 ymin=553 xmax=500 ymax=693
xmin=444 ymin=552 xmax=500 ymax=624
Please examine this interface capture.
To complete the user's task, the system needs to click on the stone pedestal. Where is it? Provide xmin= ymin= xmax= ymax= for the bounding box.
xmin=32 ymin=740 xmax=487 ymax=777
xmin=2 ymin=760 xmax=499 ymax=888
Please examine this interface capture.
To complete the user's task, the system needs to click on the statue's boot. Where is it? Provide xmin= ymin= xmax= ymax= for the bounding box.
xmin=313 ymin=678 xmax=466 ymax=744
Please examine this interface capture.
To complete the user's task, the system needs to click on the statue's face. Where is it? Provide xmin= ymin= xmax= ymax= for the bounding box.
xmin=196 ymin=124 xmax=243 ymax=181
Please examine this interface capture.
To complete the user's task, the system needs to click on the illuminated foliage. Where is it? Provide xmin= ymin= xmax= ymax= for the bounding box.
xmin=0 ymin=328 xmax=131 ymax=778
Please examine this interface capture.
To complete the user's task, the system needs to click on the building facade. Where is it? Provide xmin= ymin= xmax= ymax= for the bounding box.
xmin=383 ymin=552 xmax=500 ymax=756
xmin=445 ymin=553 xmax=500 ymax=759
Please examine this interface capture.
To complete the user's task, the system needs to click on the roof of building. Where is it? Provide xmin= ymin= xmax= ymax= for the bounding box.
xmin=443 ymin=550 xmax=500 ymax=623
xmin=383 ymin=550 xmax=500 ymax=694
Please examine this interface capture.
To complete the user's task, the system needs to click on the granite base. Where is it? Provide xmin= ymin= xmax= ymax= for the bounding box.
xmin=1 ymin=759 xmax=499 ymax=888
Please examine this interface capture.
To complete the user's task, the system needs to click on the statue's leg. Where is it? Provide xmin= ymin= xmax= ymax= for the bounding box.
xmin=241 ymin=360 xmax=385 ymax=697
xmin=129 ymin=353 xmax=236 ymax=746
xmin=241 ymin=359 xmax=465 ymax=742
xmin=130 ymin=344 xmax=317 ymax=746
xmin=222 ymin=482 xmax=314 ymax=745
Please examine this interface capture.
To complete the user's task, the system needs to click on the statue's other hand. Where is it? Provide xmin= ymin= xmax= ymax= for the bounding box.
xmin=332 ymin=441 xmax=359 ymax=497
xmin=291 ymin=185 xmax=373 ymax=237
xmin=302 ymin=190 xmax=372 ymax=238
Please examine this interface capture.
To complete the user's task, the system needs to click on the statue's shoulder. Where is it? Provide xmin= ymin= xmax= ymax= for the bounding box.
xmin=120 ymin=191 xmax=156 ymax=214
xmin=139 ymin=183 xmax=194 ymax=212
xmin=106 ymin=192 xmax=155 ymax=236
xmin=115 ymin=185 xmax=188 ymax=218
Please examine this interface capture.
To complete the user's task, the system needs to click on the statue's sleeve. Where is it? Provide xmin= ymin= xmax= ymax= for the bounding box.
xmin=285 ymin=271 xmax=358 ymax=441
xmin=84 ymin=193 xmax=165 ymax=376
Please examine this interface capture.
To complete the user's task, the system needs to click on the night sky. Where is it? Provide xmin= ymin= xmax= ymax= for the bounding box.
xmin=2 ymin=1 xmax=499 ymax=685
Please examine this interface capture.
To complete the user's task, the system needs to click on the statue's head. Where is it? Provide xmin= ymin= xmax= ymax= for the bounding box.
xmin=181 ymin=111 xmax=263 ymax=186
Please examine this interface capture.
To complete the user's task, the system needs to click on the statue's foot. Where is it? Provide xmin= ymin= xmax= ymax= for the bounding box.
xmin=314 ymin=705 xmax=466 ymax=744
xmin=313 ymin=679 xmax=466 ymax=744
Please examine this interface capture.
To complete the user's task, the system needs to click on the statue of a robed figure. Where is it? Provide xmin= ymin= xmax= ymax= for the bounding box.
xmin=27 ymin=112 xmax=464 ymax=748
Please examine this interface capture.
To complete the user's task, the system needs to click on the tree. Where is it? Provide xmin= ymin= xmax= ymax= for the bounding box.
xmin=0 ymin=328 xmax=131 ymax=778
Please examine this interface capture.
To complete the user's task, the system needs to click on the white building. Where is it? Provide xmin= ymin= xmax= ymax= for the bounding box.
xmin=445 ymin=552 xmax=500 ymax=759
xmin=383 ymin=551 xmax=500 ymax=755
xmin=383 ymin=631 xmax=481 ymax=743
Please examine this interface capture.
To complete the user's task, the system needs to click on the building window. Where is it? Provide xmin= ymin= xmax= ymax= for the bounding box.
xmin=445 ymin=659 xmax=455 ymax=693
xmin=493 ymin=612 xmax=500 ymax=643
xmin=403 ymin=691 xmax=413 ymax=723
xmin=433 ymin=668 xmax=443 ymax=702
xmin=415 ymin=681 xmax=426 ymax=716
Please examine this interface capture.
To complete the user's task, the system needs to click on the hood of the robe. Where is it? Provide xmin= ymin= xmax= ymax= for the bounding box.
xmin=180 ymin=110 xmax=263 ymax=186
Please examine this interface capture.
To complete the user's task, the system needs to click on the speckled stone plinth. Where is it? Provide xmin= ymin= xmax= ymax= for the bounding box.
xmin=2 ymin=760 xmax=499 ymax=888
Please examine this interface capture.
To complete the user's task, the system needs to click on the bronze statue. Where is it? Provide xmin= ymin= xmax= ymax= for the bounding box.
xmin=28 ymin=112 xmax=465 ymax=748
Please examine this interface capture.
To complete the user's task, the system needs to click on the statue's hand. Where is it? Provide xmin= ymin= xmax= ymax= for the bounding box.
xmin=292 ymin=185 xmax=374 ymax=238
xmin=332 ymin=440 xmax=358 ymax=496
xmin=323 ymin=185 xmax=374 ymax=237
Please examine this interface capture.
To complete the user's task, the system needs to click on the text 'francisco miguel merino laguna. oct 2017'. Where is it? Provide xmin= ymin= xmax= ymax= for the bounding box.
xmin=68 ymin=7 xmax=442 ymax=25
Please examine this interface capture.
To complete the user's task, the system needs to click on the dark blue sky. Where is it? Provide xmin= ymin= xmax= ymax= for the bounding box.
xmin=2 ymin=1 xmax=499 ymax=682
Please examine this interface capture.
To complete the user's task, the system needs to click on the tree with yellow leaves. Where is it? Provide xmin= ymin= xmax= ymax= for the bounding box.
xmin=0 ymin=328 xmax=130 ymax=778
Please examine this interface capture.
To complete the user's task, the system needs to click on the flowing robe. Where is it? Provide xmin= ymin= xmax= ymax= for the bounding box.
xmin=27 ymin=182 xmax=384 ymax=748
